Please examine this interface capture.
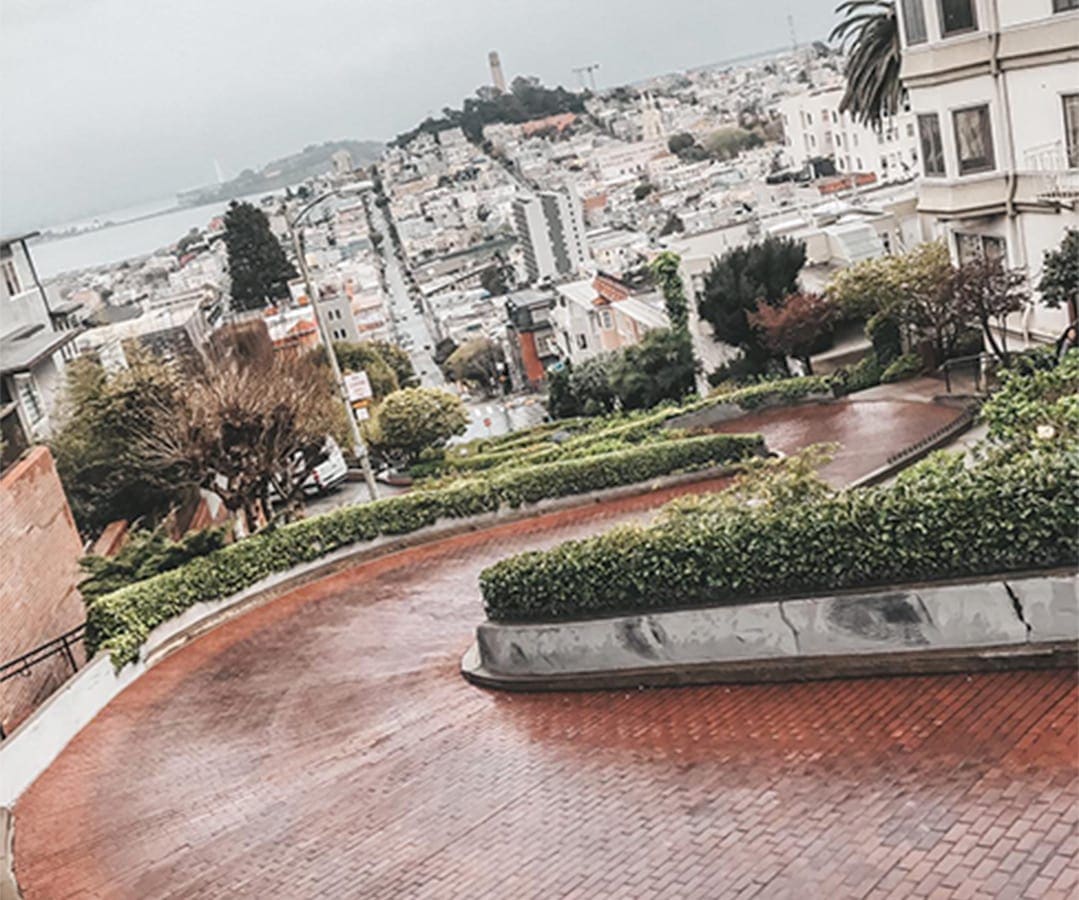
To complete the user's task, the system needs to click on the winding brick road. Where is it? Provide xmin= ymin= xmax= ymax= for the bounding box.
xmin=12 ymin=400 xmax=1078 ymax=899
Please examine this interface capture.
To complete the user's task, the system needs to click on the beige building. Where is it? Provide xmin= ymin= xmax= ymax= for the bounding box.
xmin=900 ymin=0 xmax=1079 ymax=339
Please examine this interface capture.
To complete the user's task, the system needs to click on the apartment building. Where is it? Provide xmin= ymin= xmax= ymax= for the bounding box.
xmin=512 ymin=188 xmax=590 ymax=283
xmin=778 ymin=86 xmax=920 ymax=185
xmin=899 ymin=0 xmax=1079 ymax=338
xmin=550 ymin=273 xmax=668 ymax=365
xmin=1 ymin=234 xmax=82 ymax=459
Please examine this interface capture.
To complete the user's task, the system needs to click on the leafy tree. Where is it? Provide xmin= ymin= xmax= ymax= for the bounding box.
xmin=1037 ymin=228 xmax=1078 ymax=319
xmin=51 ymin=355 xmax=185 ymax=537
xmin=826 ymin=252 xmax=908 ymax=319
xmin=545 ymin=356 xmax=619 ymax=418
xmin=141 ymin=351 xmax=340 ymax=533
xmin=334 ymin=342 xmax=399 ymax=399
xmin=952 ymin=256 xmax=1029 ymax=365
xmin=830 ymin=0 xmax=902 ymax=130
xmin=334 ymin=340 xmax=416 ymax=399
xmin=444 ymin=337 xmax=507 ymax=395
xmin=894 ymin=242 xmax=965 ymax=363
xmin=370 ymin=387 xmax=469 ymax=464
xmin=480 ymin=262 xmax=511 ymax=297
xmin=610 ymin=329 xmax=698 ymax=411
xmin=633 ymin=181 xmax=656 ymax=201
xmin=649 ymin=251 xmax=689 ymax=332
xmin=749 ymin=293 xmax=835 ymax=374
xmin=433 ymin=337 xmax=459 ymax=367
xmin=659 ymin=213 xmax=685 ymax=236
xmin=223 ymin=201 xmax=297 ymax=312
xmin=667 ymin=133 xmax=696 ymax=154
xmin=698 ymin=236 xmax=807 ymax=367
xmin=704 ymin=127 xmax=764 ymax=160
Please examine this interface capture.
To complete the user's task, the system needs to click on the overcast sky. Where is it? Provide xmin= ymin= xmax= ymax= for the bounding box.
xmin=1 ymin=0 xmax=838 ymax=231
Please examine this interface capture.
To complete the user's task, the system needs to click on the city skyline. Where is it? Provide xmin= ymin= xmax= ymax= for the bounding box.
xmin=0 ymin=0 xmax=838 ymax=232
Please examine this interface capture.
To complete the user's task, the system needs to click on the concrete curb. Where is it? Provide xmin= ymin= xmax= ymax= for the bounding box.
xmin=0 ymin=807 xmax=19 ymax=900
xmin=461 ymin=571 xmax=1078 ymax=692
xmin=0 ymin=464 xmax=739 ymax=809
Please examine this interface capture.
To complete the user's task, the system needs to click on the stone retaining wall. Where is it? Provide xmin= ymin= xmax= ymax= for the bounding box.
xmin=462 ymin=572 xmax=1078 ymax=691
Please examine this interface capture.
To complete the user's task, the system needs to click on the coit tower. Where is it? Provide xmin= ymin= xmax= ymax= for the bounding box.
xmin=489 ymin=51 xmax=507 ymax=93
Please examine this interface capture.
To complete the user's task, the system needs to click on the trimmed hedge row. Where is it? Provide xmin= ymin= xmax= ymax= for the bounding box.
xmin=441 ymin=376 xmax=834 ymax=477
xmin=479 ymin=451 xmax=1078 ymax=623
xmin=88 ymin=432 xmax=764 ymax=667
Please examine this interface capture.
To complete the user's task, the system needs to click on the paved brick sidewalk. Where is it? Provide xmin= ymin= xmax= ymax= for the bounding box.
xmin=13 ymin=477 xmax=1077 ymax=899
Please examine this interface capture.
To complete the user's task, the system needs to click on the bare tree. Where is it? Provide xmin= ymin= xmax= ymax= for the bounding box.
xmin=952 ymin=257 xmax=1029 ymax=365
xmin=140 ymin=351 xmax=340 ymax=534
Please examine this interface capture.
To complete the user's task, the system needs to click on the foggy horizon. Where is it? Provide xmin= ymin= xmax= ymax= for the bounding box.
xmin=0 ymin=0 xmax=838 ymax=233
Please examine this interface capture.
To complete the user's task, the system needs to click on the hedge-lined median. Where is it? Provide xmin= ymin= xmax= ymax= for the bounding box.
xmin=88 ymin=432 xmax=764 ymax=667
xmin=479 ymin=451 xmax=1078 ymax=623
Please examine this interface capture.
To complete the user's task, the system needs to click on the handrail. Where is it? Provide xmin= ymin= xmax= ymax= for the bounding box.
xmin=0 ymin=623 xmax=87 ymax=739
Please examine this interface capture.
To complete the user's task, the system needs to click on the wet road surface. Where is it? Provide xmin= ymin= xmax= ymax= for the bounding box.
xmin=14 ymin=473 xmax=1078 ymax=899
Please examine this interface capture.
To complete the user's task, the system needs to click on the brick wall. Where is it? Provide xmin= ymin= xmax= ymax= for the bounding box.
xmin=0 ymin=447 xmax=86 ymax=736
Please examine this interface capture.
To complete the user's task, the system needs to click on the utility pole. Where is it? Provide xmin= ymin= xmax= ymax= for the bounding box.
xmin=287 ymin=186 xmax=379 ymax=502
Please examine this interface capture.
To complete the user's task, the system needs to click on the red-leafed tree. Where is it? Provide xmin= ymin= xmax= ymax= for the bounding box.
xmin=749 ymin=292 xmax=834 ymax=374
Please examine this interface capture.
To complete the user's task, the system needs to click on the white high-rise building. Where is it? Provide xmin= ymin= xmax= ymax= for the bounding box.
xmin=899 ymin=0 xmax=1079 ymax=339
xmin=512 ymin=189 xmax=590 ymax=284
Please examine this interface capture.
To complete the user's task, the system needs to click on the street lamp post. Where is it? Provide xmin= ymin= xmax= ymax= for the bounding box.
xmin=287 ymin=185 xmax=379 ymax=501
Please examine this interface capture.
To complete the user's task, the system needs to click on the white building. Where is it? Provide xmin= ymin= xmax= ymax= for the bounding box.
xmin=899 ymin=0 xmax=1079 ymax=339
xmin=1 ymin=234 xmax=82 ymax=455
xmin=778 ymin=86 xmax=920 ymax=185
xmin=512 ymin=189 xmax=590 ymax=283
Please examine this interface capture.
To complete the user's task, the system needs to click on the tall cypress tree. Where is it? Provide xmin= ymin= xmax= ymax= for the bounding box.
xmin=223 ymin=201 xmax=297 ymax=312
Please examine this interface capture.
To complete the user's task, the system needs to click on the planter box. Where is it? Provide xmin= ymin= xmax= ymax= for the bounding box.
xmin=462 ymin=571 xmax=1078 ymax=691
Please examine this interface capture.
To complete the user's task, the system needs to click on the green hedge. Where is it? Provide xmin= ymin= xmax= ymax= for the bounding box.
xmin=88 ymin=432 xmax=763 ymax=667
xmin=479 ymin=451 xmax=1078 ymax=623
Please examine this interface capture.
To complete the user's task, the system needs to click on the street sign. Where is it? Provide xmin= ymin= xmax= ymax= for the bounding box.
xmin=344 ymin=370 xmax=373 ymax=403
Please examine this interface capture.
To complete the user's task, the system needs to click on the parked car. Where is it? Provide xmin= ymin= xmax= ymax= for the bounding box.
xmin=301 ymin=436 xmax=348 ymax=495
xmin=269 ymin=436 xmax=348 ymax=502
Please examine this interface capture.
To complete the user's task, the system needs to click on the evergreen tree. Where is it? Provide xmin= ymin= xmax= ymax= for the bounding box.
xmin=223 ymin=201 xmax=297 ymax=312
xmin=698 ymin=236 xmax=806 ymax=370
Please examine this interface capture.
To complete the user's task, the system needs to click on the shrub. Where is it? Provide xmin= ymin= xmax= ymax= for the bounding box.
xmin=866 ymin=311 xmax=902 ymax=366
xmin=881 ymin=353 xmax=923 ymax=383
xmin=832 ymin=352 xmax=882 ymax=396
xmin=78 ymin=527 xmax=227 ymax=603
xmin=86 ymin=433 xmax=764 ymax=667
xmin=479 ymin=450 xmax=1078 ymax=623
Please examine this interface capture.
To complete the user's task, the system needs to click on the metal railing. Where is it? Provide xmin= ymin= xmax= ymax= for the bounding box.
xmin=0 ymin=623 xmax=87 ymax=739
xmin=1022 ymin=140 xmax=1079 ymax=200
xmin=937 ymin=352 xmax=996 ymax=394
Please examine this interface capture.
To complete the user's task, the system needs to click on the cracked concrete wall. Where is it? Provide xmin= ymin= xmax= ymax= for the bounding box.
xmin=472 ymin=573 xmax=1078 ymax=680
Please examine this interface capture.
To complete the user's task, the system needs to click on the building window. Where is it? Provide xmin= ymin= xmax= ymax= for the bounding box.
xmin=599 ymin=309 xmax=613 ymax=329
xmin=957 ymin=233 xmax=1006 ymax=265
xmin=576 ymin=333 xmax=587 ymax=350
xmin=1052 ymin=0 xmax=1079 ymax=11
xmin=918 ymin=113 xmax=946 ymax=176
xmin=901 ymin=0 xmax=928 ymax=44
xmin=938 ymin=0 xmax=977 ymax=36
xmin=15 ymin=375 xmax=43 ymax=424
xmin=1064 ymin=94 xmax=1079 ymax=168
xmin=1 ymin=256 xmax=19 ymax=296
xmin=953 ymin=105 xmax=995 ymax=174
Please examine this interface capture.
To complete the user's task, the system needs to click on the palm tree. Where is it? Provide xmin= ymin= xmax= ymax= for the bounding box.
xmin=830 ymin=0 xmax=903 ymax=130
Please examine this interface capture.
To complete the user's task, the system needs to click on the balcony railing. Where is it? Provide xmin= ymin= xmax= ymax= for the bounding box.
xmin=1022 ymin=141 xmax=1079 ymax=201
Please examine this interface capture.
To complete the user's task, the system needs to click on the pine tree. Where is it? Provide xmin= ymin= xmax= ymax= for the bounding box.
xmin=223 ymin=201 xmax=297 ymax=312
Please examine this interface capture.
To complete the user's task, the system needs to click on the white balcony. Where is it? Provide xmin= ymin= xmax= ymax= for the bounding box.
xmin=1022 ymin=141 xmax=1079 ymax=203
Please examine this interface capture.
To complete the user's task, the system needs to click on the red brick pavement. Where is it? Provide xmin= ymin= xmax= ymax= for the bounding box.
xmin=711 ymin=398 xmax=962 ymax=485
xmin=13 ymin=478 xmax=1079 ymax=900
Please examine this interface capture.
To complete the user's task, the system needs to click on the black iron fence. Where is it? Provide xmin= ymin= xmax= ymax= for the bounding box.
xmin=0 ymin=623 xmax=87 ymax=739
